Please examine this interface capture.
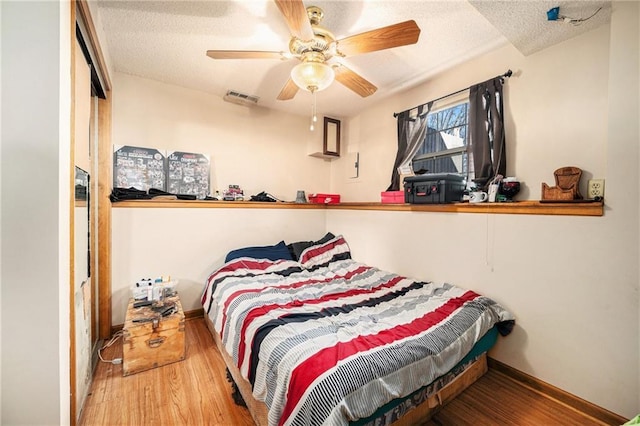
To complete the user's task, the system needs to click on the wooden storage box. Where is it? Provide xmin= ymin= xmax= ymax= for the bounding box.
xmin=122 ymin=296 xmax=185 ymax=376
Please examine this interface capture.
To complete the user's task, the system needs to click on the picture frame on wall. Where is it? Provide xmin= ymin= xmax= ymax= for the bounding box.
xmin=323 ymin=117 xmax=341 ymax=157
xmin=113 ymin=145 xmax=167 ymax=191
xmin=167 ymin=151 xmax=211 ymax=199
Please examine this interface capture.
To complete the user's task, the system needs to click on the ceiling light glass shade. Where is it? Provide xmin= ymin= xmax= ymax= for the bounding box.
xmin=290 ymin=60 xmax=335 ymax=92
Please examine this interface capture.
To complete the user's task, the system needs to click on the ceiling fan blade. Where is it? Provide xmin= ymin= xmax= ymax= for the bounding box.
xmin=274 ymin=0 xmax=314 ymax=41
xmin=334 ymin=64 xmax=377 ymax=98
xmin=206 ymin=50 xmax=284 ymax=60
xmin=336 ymin=20 xmax=421 ymax=56
xmin=277 ymin=78 xmax=299 ymax=100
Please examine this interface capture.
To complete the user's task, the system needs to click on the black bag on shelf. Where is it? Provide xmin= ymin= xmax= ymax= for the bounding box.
xmin=148 ymin=188 xmax=196 ymax=200
xmin=250 ymin=191 xmax=279 ymax=202
xmin=109 ymin=187 xmax=153 ymax=202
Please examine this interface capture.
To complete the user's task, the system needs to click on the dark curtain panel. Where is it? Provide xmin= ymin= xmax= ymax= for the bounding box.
xmin=468 ymin=77 xmax=506 ymax=189
xmin=386 ymin=103 xmax=432 ymax=191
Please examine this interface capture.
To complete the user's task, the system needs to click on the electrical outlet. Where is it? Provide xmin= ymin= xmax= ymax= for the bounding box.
xmin=588 ymin=179 xmax=605 ymax=199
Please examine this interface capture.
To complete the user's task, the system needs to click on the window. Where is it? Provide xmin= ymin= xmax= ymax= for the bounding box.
xmin=411 ymin=96 xmax=473 ymax=182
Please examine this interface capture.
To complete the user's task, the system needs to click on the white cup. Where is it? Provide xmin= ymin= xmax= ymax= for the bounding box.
xmin=469 ymin=191 xmax=488 ymax=203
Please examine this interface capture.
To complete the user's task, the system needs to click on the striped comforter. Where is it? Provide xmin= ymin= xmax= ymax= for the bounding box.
xmin=202 ymin=236 xmax=514 ymax=426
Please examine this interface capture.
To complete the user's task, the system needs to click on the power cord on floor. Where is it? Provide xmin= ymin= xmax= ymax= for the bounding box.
xmin=98 ymin=330 xmax=124 ymax=364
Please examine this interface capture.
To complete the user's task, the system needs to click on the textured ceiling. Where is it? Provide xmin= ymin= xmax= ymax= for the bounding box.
xmin=96 ymin=0 xmax=611 ymax=119
xmin=469 ymin=1 xmax=611 ymax=56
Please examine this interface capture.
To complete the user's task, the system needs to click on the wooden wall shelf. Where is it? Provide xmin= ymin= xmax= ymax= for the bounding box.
xmin=333 ymin=200 xmax=603 ymax=216
xmin=112 ymin=200 xmax=604 ymax=217
xmin=112 ymin=200 xmax=323 ymax=209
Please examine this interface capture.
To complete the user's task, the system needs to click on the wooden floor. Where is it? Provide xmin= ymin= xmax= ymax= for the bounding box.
xmin=80 ymin=318 xmax=614 ymax=426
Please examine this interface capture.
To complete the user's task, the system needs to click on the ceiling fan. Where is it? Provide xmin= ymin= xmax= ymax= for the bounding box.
xmin=206 ymin=0 xmax=421 ymax=101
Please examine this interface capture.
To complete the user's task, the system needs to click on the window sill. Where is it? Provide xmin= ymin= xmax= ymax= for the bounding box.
xmin=111 ymin=199 xmax=603 ymax=216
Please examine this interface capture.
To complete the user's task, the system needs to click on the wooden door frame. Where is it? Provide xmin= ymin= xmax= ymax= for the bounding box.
xmin=76 ymin=0 xmax=112 ymax=341
xmin=69 ymin=4 xmax=77 ymax=424
xmin=71 ymin=1 xmax=113 ymax=423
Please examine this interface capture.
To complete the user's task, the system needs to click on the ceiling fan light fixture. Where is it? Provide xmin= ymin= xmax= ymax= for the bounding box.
xmin=290 ymin=56 xmax=335 ymax=92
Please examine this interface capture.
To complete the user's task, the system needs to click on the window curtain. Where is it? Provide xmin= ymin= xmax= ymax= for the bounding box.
xmin=386 ymin=103 xmax=432 ymax=191
xmin=468 ymin=76 xmax=506 ymax=189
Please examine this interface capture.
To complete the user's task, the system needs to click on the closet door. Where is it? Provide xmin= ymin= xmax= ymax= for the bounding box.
xmin=73 ymin=36 xmax=93 ymax=421
xmin=72 ymin=3 xmax=112 ymax=423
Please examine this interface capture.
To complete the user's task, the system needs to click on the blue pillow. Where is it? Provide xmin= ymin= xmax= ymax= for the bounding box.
xmin=225 ymin=240 xmax=293 ymax=263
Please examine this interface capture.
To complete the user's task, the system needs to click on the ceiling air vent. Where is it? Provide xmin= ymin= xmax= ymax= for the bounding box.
xmin=223 ymin=90 xmax=260 ymax=107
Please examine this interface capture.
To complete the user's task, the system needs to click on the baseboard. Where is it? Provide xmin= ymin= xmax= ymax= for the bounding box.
xmin=488 ymin=357 xmax=628 ymax=425
xmin=111 ymin=308 xmax=204 ymax=335
xmin=184 ymin=308 xmax=204 ymax=320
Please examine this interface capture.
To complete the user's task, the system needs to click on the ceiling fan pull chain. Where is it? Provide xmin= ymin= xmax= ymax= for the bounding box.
xmin=310 ymin=89 xmax=317 ymax=131
xmin=313 ymin=90 xmax=318 ymax=123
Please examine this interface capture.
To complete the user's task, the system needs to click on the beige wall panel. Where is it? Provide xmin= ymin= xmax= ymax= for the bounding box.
xmin=112 ymin=73 xmax=331 ymax=201
xmin=111 ymin=208 xmax=327 ymax=323
xmin=330 ymin=25 xmax=610 ymax=202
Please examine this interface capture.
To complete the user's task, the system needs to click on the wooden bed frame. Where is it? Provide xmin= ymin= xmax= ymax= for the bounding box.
xmin=204 ymin=315 xmax=488 ymax=426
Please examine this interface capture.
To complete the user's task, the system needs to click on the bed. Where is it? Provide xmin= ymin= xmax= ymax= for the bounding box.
xmin=201 ymin=234 xmax=514 ymax=426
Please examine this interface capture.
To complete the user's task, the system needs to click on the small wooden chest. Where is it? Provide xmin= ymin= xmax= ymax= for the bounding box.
xmin=122 ymin=295 xmax=185 ymax=376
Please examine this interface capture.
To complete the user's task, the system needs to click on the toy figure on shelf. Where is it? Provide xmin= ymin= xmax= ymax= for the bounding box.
xmin=223 ymin=184 xmax=244 ymax=201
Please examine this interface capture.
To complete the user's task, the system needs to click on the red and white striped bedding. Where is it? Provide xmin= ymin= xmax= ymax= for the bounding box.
xmin=202 ymin=236 xmax=514 ymax=426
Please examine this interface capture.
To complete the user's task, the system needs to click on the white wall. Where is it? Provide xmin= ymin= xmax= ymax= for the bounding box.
xmin=326 ymin=208 xmax=638 ymax=418
xmin=325 ymin=3 xmax=639 ymax=419
xmin=113 ymin=73 xmax=332 ymax=202
xmin=331 ymin=24 xmax=610 ymax=201
xmin=111 ymin=207 xmax=327 ymax=323
xmin=606 ymin=1 xmax=640 ymax=414
xmin=110 ymin=72 xmax=335 ymax=323
xmin=110 ymin=72 xmax=336 ymax=321
xmin=1 ymin=1 xmax=71 ymax=424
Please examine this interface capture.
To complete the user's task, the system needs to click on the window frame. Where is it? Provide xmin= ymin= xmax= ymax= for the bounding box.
xmin=411 ymin=91 xmax=472 ymax=181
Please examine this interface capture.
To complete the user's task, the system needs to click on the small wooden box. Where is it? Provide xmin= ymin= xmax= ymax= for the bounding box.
xmin=122 ymin=295 xmax=185 ymax=376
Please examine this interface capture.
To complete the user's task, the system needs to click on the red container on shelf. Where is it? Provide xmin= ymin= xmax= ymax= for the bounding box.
xmin=381 ymin=191 xmax=405 ymax=203
xmin=308 ymin=193 xmax=341 ymax=204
